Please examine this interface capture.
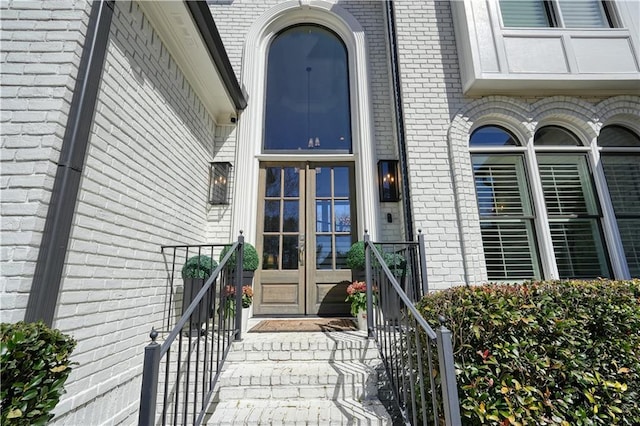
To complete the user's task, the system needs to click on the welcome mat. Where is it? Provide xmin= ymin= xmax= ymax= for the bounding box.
xmin=249 ymin=318 xmax=357 ymax=333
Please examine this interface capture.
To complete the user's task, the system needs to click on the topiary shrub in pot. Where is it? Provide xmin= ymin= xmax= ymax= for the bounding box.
xmin=181 ymin=255 xmax=217 ymax=327
xmin=219 ymin=242 xmax=259 ymax=286
xmin=1 ymin=321 xmax=76 ymax=425
xmin=346 ymin=241 xmax=407 ymax=282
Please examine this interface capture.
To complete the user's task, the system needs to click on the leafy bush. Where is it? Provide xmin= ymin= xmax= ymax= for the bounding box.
xmin=416 ymin=279 xmax=640 ymax=425
xmin=1 ymin=321 xmax=76 ymax=425
xmin=219 ymin=242 xmax=259 ymax=271
xmin=181 ymin=255 xmax=217 ymax=279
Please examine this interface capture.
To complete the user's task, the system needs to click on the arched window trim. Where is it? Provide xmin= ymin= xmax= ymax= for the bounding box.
xmin=231 ymin=1 xmax=381 ymax=243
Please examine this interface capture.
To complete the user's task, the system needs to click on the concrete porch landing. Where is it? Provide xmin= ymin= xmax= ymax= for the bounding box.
xmin=204 ymin=323 xmax=393 ymax=425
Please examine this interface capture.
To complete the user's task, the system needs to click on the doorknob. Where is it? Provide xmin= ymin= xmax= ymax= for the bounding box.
xmin=298 ymin=234 xmax=305 ymax=266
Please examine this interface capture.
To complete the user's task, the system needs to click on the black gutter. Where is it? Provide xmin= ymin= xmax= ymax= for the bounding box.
xmin=186 ymin=1 xmax=248 ymax=111
xmin=25 ymin=1 xmax=115 ymax=325
xmin=385 ymin=1 xmax=414 ymax=241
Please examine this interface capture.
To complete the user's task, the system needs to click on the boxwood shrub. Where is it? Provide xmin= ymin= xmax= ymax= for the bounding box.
xmin=415 ymin=279 xmax=640 ymax=425
xmin=1 ymin=321 xmax=76 ymax=425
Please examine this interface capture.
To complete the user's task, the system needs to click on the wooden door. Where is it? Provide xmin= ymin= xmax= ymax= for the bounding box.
xmin=254 ymin=163 xmax=355 ymax=315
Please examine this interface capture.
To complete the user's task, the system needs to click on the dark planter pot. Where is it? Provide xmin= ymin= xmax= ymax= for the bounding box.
xmin=351 ymin=268 xmax=366 ymax=283
xmin=229 ymin=270 xmax=255 ymax=287
xmin=182 ymin=278 xmax=210 ymax=328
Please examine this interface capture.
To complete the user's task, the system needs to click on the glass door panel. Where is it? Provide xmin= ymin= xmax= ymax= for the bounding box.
xmin=255 ymin=163 xmax=356 ymax=315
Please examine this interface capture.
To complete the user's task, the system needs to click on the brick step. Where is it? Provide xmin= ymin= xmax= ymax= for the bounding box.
xmin=216 ymin=361 xmax=378 ymax=401
xmin=226 ymin=331 xmax=379 ymax=362
xmin=205 ymin=398 xmax=392 ymax=425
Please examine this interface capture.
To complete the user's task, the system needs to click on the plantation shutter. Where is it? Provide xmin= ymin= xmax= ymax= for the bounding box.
xmin=473 ymin=155 xmax=539 ymax=279
xmin=601 ymin=155 xmax=640 ymax=276
xmin=558 ymin=0 xmax=609 ymax=28
xmin=538 ymin=155 xmax=611 ymax=278
xmin=499 ymin=0 xmax=551 ymax=27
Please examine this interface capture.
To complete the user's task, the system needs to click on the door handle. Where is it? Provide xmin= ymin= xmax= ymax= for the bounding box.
xmin=298 ymin=234 xmax=305 ymax=266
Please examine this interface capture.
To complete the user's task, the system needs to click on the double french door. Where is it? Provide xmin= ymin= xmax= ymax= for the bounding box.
xmin=254 ymin=163 xmax=356 ymax=315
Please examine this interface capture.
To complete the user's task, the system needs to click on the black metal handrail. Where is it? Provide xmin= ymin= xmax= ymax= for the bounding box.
xmin=364 ymin=232 xmax=461 ymax=426
xmin=138 ymin=234 xmax=245 ymax=426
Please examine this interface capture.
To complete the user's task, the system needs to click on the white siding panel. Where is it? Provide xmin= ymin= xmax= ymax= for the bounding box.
xmin=572 ymin=37 xmax=639 ymax=73
xmin=504 ymin=37 xmax=569 ymax=73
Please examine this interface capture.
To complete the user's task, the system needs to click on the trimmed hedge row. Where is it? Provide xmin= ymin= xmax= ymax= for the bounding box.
xmin=1 ymin=321 xmax=76 ymax=425
xmin=416 ymin=279 xmax=640 ymax=425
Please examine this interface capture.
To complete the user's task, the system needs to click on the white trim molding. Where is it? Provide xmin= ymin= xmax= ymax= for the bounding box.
xmin=231 ymin=0 xmax=380 ymax=244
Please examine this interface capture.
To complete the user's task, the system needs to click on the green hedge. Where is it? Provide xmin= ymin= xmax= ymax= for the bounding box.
xmin=1 ymin=321 xmax=76 ymax=425
xmin=416 ymin=279 xmax=640 ymax=425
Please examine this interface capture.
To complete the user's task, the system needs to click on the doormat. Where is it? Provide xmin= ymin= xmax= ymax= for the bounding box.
xmin=249 ymin=318 xmax=357 ymax=333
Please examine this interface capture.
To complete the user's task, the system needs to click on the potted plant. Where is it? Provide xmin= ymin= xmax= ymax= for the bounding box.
xmin=223 ymin=285 xmax=253 ymax=332
xmin=345 ymin=241 xmax=407 ymax=281
xmin=219 ymin=242 xmax=259 ymax=286
xmin=181 ymin=255 xmax=217 ymax=327
xmin=345 ymin=281 xmax=368 ymax=330
xmin=346 ymin=241 xmax=367 ymax=282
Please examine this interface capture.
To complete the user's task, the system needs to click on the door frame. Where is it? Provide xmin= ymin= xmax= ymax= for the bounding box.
xmin=254 ymin=161 xmax=357 ymax=316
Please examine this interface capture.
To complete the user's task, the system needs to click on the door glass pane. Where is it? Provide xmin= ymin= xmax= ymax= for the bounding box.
xmin=283 ymin=201 xmax=299 ymax=232
xmin=334 ymin=167 xmax=350 ymax=197
xmin=335 ymin=235 xmax=351 ymax=269
xmin=316 ymin=200 xmax=332 ymax=232
xmin=316 ymin=167 xmax=331 ymax=197
xmin=264 ymin=25 xmax=351 ymax=153
xmin=283 ymin=167 xmax=299 ymax=197
xmin=282 ymin=236 xmax=298 ymax=270
xmin=316 ymin=235 xmax=333 ymax=270
xmin=264 ymin=200 xmax=280 ymax=232
xmin=334 ymin=200 xmax=351 ymax=232
xmin=262 ymin=236 xmax=279 ymax=270
xmin=265 ymin=167 xmax=281 ymax=197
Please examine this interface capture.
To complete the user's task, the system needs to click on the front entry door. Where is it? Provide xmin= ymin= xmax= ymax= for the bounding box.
xmin=255 ymin=163 xmax=356 ymax=315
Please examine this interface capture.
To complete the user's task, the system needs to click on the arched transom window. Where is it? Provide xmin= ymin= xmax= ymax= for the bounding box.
xmin=264 ymin=25 xmax=351 ymax=153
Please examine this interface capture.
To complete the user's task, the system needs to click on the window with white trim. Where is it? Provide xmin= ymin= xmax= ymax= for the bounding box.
xmin=598 ymin=125 xmax=640 ymax=276
xmin=499 ymin=0 xmax=617 ymax=28
xmin=471 ymin=125 xmax=613 ymax=281
xmin=470 ymin=126 xmax=542 ymax=280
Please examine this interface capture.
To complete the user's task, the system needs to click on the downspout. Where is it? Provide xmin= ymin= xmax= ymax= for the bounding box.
xmin=384 ymin=1 xmax=414 ymax=241
xmin=25 ymin=0 xmax=115 ymax=325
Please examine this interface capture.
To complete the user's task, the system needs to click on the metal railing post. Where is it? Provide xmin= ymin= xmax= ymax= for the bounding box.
xmin=138 ymin=329 xmax=160 ymax=426
xmin=364 ymin=232 xmax=374 ymax=337
xmin=234 ymin=233 xmax=244 ymax=341
xmin=417 ymin=230 xmax=429 ymax=296
xmin=436 ymin=317 xmax=461 ymax=426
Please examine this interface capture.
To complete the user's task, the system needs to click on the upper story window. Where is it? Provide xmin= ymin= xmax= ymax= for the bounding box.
xmin=499 ymin=0 xmax=616 ymax=28
xmin=263 ymin=25 xmax=352 ymax=153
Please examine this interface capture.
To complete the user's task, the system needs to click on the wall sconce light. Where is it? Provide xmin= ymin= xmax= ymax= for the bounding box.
xmin=209 ymin=162 xmax=232 ymax=205
xmin=378 ymin=160 xmax=400 ymax=202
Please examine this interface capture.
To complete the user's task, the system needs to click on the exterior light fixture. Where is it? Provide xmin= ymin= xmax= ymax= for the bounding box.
xmin=378 ymin=160 xmax=400 ymax=202
xmin=209 ymin=162 xmax=232 ymax=205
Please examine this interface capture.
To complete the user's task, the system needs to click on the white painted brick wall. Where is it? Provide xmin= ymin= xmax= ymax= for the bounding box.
xmin=1 ymin=0 xmax=91 ymax=323
xmin=45 ymin=1 xmax=223 ymax=424
xmin=391 ymin=0 xmax=469 ymax=288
